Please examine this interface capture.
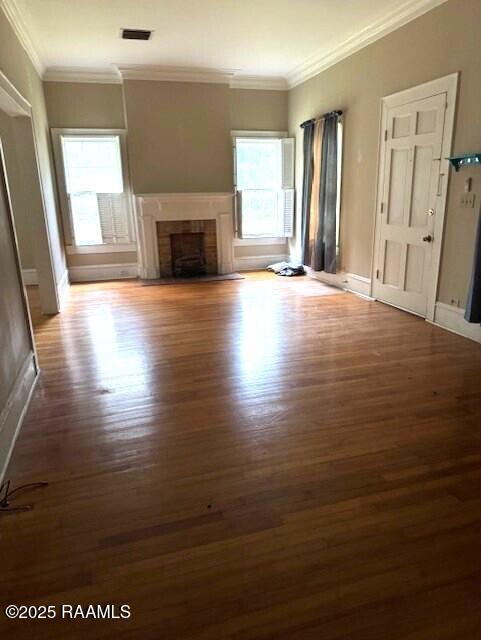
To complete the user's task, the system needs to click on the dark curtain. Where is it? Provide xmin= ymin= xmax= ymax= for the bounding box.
xmin=312 ymin=115 xmax=338 ymax=273
xmin=465 ymin=213 xmax=481 ymax=323
xmin=301 ymin=112 xmax=340 ymax=274
xmin=300 ymin=120 xmax=314 ymax=265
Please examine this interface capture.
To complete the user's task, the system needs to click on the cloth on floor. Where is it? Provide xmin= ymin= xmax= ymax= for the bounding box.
xmin=267 ymin=261 xmax=306 ymax=277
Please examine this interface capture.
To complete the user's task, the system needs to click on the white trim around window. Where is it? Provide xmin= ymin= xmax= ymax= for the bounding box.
xmin=232 ymin=130 xmax=294 ymax=240
xmin=230 ymin=130 xmax=288 ymax=139
xmin=51 ymin=128 xmax=136 ymax=252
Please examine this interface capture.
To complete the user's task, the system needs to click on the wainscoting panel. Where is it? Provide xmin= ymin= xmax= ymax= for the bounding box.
xmin=0 ymin=352 xmax=38 ymax=482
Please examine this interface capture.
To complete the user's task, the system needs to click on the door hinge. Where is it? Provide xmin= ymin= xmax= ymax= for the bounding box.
xmin=437 ymin=173 xmax=444 ymax=197
xmin=380 ymin=202 xmax=385 ymax=213
xmin=384 ymin=129 xmax=388 ymax=142
xmin=376 ymin=269 xmax=380 ymax=279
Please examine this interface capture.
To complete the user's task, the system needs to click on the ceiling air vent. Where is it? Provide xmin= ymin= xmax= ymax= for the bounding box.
xmin=121 ymin=29 xmax=152 ymax=41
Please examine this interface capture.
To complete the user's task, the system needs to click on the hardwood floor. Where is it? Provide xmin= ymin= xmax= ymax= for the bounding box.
xmin=2 ymin=272 xmax=481 ymax=639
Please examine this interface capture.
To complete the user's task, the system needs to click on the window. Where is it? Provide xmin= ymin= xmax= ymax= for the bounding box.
xmin=52 ymin=129 xmax=135 ymax=252
xmin=233 ymin=133 xmax=294 ymax=239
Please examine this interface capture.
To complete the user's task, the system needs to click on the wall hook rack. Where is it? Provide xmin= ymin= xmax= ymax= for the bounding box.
xmin=447 ymin=153 xmax=481 ymax=172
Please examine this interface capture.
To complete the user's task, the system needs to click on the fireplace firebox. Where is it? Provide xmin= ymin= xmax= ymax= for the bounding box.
xmin=156 ymin=219 xmax=218 ymax=277
xmin=170 ymin=232 xmax=206 ymax=277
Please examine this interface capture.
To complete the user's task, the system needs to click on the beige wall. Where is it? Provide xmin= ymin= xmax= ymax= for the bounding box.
xmin=67 ymin=251 xmax=136 ymax=268
xmin=44 ymin=81 xmax=125 ymax=129
xmin=288 ymin=0 xmax=481 ymax=307
xmin=230 ymin=89 xmax=288 ymax=132
xmin=11 ymin=117 xmax=55 ymax=275
xmin=123 ymin=80 xmax=233 ymax=194
xmin=123 ymin=81 xmax=288 ymax=194
xmin=1 ymin=116 xmax=35 ymax=270
xmin=235 ymin=243 xmax=287 ymax=258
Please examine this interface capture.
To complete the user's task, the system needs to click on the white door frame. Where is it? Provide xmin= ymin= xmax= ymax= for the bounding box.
xmin=0 ymin=70 xmax=61 ymax=314
xmin=371 ymin=73 xmax=458 ymax=321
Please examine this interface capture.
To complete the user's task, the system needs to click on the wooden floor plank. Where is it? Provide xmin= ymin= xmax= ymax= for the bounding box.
xmin=1 ymin=273 xmax=481 ymax=639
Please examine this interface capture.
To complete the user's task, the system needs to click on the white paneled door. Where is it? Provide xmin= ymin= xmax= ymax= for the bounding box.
xmin=373 ymin=92 xmax=448 ymax=317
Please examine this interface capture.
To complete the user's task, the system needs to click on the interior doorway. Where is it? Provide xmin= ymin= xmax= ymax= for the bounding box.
xmin=0 ymin=134 xmax=39 ymax=480
xmin=0 ymin=71 xmax=62 ymax=317
xmin=372 ymin=74 xmax=458 ymax=320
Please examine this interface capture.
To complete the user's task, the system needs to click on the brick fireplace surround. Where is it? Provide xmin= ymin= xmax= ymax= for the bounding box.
xmin=156 ymin=219 xmax=218 ymax=277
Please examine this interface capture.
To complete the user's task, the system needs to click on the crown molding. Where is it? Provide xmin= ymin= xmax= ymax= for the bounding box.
xmin=44 ymin=65 xmax=287 ymax=90
xmin=230 ymin=75 xmax=287 ymax=91
xmin=43 ymin=67 xmax=122 ymax=84
xmin=117 ymin=64 xmax=239 ymax=85
xmin=287 ymin=0 xmax=449 ymax=88
xmin=0 ymin=69 xmax=31 ymax=116
xmin=0 ymin=0 xmax=45 ymax=76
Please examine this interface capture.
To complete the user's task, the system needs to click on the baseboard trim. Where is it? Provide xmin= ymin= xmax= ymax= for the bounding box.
xmin=68 ymin=263 xmax=139 ymax=282
xmin=22 ymin=268 xmax=38 ymax=285
xmin=306 ymin=267 xmax=344 ymax=288
xmin=234 ymin=254 xmax=289 ymax=272
xmin=0 ymin=352 xmax=38 ymax=483
xmin=343 ymin=272 xmax=374 ymax=299
xmin=305 ymin=267 xmax=373 ymax=299
xmin=57 ymin=268 xmax=70 ymax=307
xmin=431 ymin=302 xmax=481 ymax=344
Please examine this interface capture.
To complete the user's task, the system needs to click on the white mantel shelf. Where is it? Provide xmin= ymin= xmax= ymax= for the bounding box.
xmin=134 ymin=192 xmax=235 ymax=279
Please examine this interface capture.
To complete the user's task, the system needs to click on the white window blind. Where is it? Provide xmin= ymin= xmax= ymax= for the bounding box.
xmin=281 ymin=138 xmax=295 ymax=189
xmin=97 ymin=193 xmax=131 ymax=244
xmin=234 ymin=136 xmax=295 ymax=239
xmin=279 ymin=188 xmax=295 ymax=237
xmin=59 ymin=134 xmax=133 ymax=247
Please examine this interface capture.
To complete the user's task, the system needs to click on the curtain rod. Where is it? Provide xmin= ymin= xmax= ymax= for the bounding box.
xmin=300 ymin=110 xmax=343 ymax=129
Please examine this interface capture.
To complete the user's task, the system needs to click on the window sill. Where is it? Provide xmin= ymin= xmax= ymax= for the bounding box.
xmin=233 ymin=237 xmax=287 ymax=246
xmin=66 ymin=243 xmax=137 ymax=255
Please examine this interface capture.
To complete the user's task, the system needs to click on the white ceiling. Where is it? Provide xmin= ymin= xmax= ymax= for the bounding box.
xmin=7 ymin=0 xmax=447 ymax=87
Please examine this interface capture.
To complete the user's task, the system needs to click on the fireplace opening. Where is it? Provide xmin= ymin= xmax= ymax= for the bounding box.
xmin=156 ymin=219 xmax=218 ymax=277
xmin=170 ymin=232 xmax=207 ymax=277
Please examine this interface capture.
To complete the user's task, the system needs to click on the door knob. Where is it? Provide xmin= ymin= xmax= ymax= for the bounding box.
xmin=427 ymin=208 xmax=435 ymax=216
xmin=422 ymin=235 xmax=433 ymax=243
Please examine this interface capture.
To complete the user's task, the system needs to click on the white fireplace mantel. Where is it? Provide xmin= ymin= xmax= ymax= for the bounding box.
xmin=134 ymin=193 xmax=234 ymax=279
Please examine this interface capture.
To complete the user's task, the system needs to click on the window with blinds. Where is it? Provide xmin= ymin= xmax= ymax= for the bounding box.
xmin=53 ymin=131 xmax=134 ymax=249
xmin=233 ymin=135 xmax=295 ymax=239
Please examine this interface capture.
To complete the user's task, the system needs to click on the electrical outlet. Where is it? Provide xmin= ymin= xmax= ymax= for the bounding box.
xmin=460 ymin=193 xmax=476 ymax=208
